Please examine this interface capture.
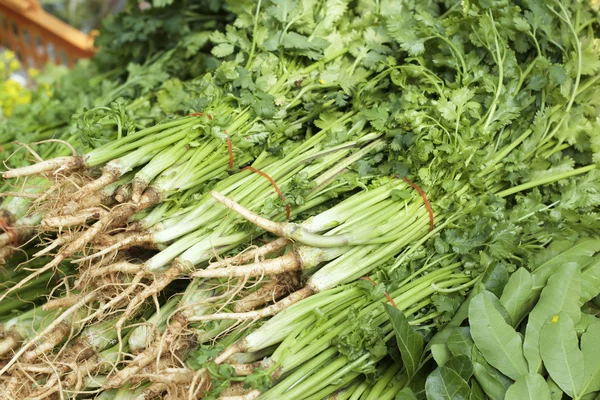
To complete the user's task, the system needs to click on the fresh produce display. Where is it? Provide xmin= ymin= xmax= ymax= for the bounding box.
xmin=0 ymin=0 xmax=599 ymax=399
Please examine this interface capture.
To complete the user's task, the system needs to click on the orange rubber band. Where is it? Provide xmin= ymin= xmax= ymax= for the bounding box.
xmin=402 ymin=177 xmax=434 ymax=232
xmin=360 ymin=276 xmax=397 ymax=307
xmin=241 ymin=166 xmax=291 ymax=220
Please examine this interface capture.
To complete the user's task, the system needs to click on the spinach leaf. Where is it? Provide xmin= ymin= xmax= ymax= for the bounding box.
xmin=446 ymin=355 xmax=474 ymax=382
xmin=505 ymin=373 xmax=551 ymax=400
xmin=447 ymin=327 xmax=474 ymax=358
xmin=580 ymin=258 xmax=600 ymax=305
xmin=472 ymin=362 xmax=508 ymax=400
xmin=384 ymin=303 xmax=424 ymax=380
xmin=500 ymin=267 xmax=533 ymax=326
xmin=524 ymin=263 xmax=582 ymax=373
xmin=469 ymin=291 xmax=528 ymax=380
xmin=425 ymin=366 xmax=470 ymax=400
xmin=539 ymin=312 xmax=584 ymax=398
xmin=580 ymin=321 xmax=600 ymax=395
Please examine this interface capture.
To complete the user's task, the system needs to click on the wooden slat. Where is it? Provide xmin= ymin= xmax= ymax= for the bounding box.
xmin=0 ymin=0 xmax=95 ymax=69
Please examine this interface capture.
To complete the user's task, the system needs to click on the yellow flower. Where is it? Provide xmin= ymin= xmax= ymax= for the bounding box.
xmin=0 ymin=79 xmax=32 ymax=117
xmin=28 ymin=68 xmax=40 ymax=79
xmin=3 ymin=50 xmax=15 ymax=61
xmin=551 ymin=315 xmax=559 ymax=323
xmin=9 ymin=59 xmax=20 ymax=73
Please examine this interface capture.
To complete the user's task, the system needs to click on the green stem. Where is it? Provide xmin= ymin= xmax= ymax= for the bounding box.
xmin=496 ymin=164 xmax=597 ymax=198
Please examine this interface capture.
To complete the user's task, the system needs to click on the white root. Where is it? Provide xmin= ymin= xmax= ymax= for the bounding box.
xmin=0 ymin=246 xmax=14 ymax=264
xmin=2 ymin=156 xmax=84 ymax=179
xmin=229 ymin=362 xmax=260 ymax=376
xmin=72 ymin=168 xmax=120 ymax=202
xmin=23 ymin=322 xmax=70 ymax=362
xmin=211 ymin=191 xmax=285 ymax=235
xmin=0 ymin=334 xmax=19 ymax=357
xmin=69 ymin=191 xmax=162 ymax=262
xmin=0 ymin=232 xmax=12 ymax=248
xmin=74 ymin=261 xmax=142 ymax=288
xmin=33 ymin=234 xmax=72 ymax=258
xmin=190 ymin=286 xmax=315 ymax=322
xmin=218 ymin=390 xmax=262 ymax=400
xmin=106 ymin=313 xmax=188 ymax=389
xmin=71 ymin=233 xmax=154 ymax=263
xmin=13 ymin=363 xmax=54 ymax=374
xmin=43 ymin=293 xmax=85 ymax=311
xmin=135 ymin=383 xmax=168 ymax=400
xmin=63 ymin=355 xmax=99 ymax=389
xmin=0 ymin=291 xmax=97 ymax=376
xmin=77 ymin=270 xmax=146 ymax=325
xmin=209 ymin=237 xmax=289 ymax=268
xmin=234 ymin=272 xmax=300 ymax=313
xmin=115 ymin=261 xmax=189 ymax=332
xmin=115 ymin=183 xmax=132 ymax=203
xmin=193 ymin=252 xmax=300 ymax=278
xmin=130 ymin=179 xmax=147 ymax=204
xmin=62 ymin=189 xmax=110 ymax=216
xmin=26 ymin=375 xmax=60 ymax=400
xmin=42 ymin=207 xmax=108 ymax=228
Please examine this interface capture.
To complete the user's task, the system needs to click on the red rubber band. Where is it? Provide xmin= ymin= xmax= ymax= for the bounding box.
xmin=402 ymin=177 xmax=434 ymax=232
xmin=242 ymin=166 xmax=291 ymax=220
xmin=360 ymin=276 xmax=397 ymax=307
xmin=189 ymin=112 xmax=204 ymax=117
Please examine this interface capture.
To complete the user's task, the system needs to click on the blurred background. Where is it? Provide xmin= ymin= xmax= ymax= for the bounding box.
xmin=38 ymin=0 xmax=126 ymax=33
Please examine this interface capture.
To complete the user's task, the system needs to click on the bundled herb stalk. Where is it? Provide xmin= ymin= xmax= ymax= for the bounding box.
xmin=1 ymin=0 xmax=600 ymax=398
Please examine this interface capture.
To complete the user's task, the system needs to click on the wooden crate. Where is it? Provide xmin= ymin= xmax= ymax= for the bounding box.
xmin=0 ymin=0 xmax=96 ymax=69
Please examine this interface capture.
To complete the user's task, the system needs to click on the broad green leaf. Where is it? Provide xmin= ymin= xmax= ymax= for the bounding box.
xmin=487 ymin=291 xmax=512 ymax=325
xmin=446 ymin=355 xmax=474 ymax=382
xmin=384 ymin=304 xmax=424 ymax=379
xmin=505 ymin=373 xmax=551 ymax=400
xmin=431 ymin=344 xmax=451 ymax=367
xmin=425 ymin=366 xmax=470 ymax=400
xmin=581 ymin=322 xmax=600 ymax=395
xmin=396 ymin=387 xmax=418 ymax=400
xmin=500 ymin=268 xmax=533 ymax=326
xmin=532 ymin=238 xmax=600 ymax=290
xmin=580 ymin=258 xmax=600 ymax=304
xmin=483 ymin=263 xmax=509 ymax=298
xmin=546 ymin=376 xmax=563 ymax=400
xmin=427 ymin=326 xmax=453 ymax=350
xmin=524 ymin=263 xmax=582 ymax=374
xmin=449 ymin=283 xmax=484 ymax=328
xmin=470 ymin=379 xmax=486 ymax=400
xmin=575 ymin=313 xmax=599 ymax=336
xmin=540 ymin=312 xmax=584 ymax=397
xmin=473 ymin=362 xmax=508 ymax=400
xmin=447 ymin=327 xmax=474 ymax=357
xmin=472 ymin=347 xmax=513 ymax=389
xmin=469 ymin=291 xmax=528 ymax=380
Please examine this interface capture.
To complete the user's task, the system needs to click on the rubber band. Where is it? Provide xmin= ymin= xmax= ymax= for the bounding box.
xmin=401 ymin=177 xmax=434 ymax=231
xmin=360 ymin=276 xmax=397 ymax=308
xmin=242 ymin=166 xmax=291 ymax=220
